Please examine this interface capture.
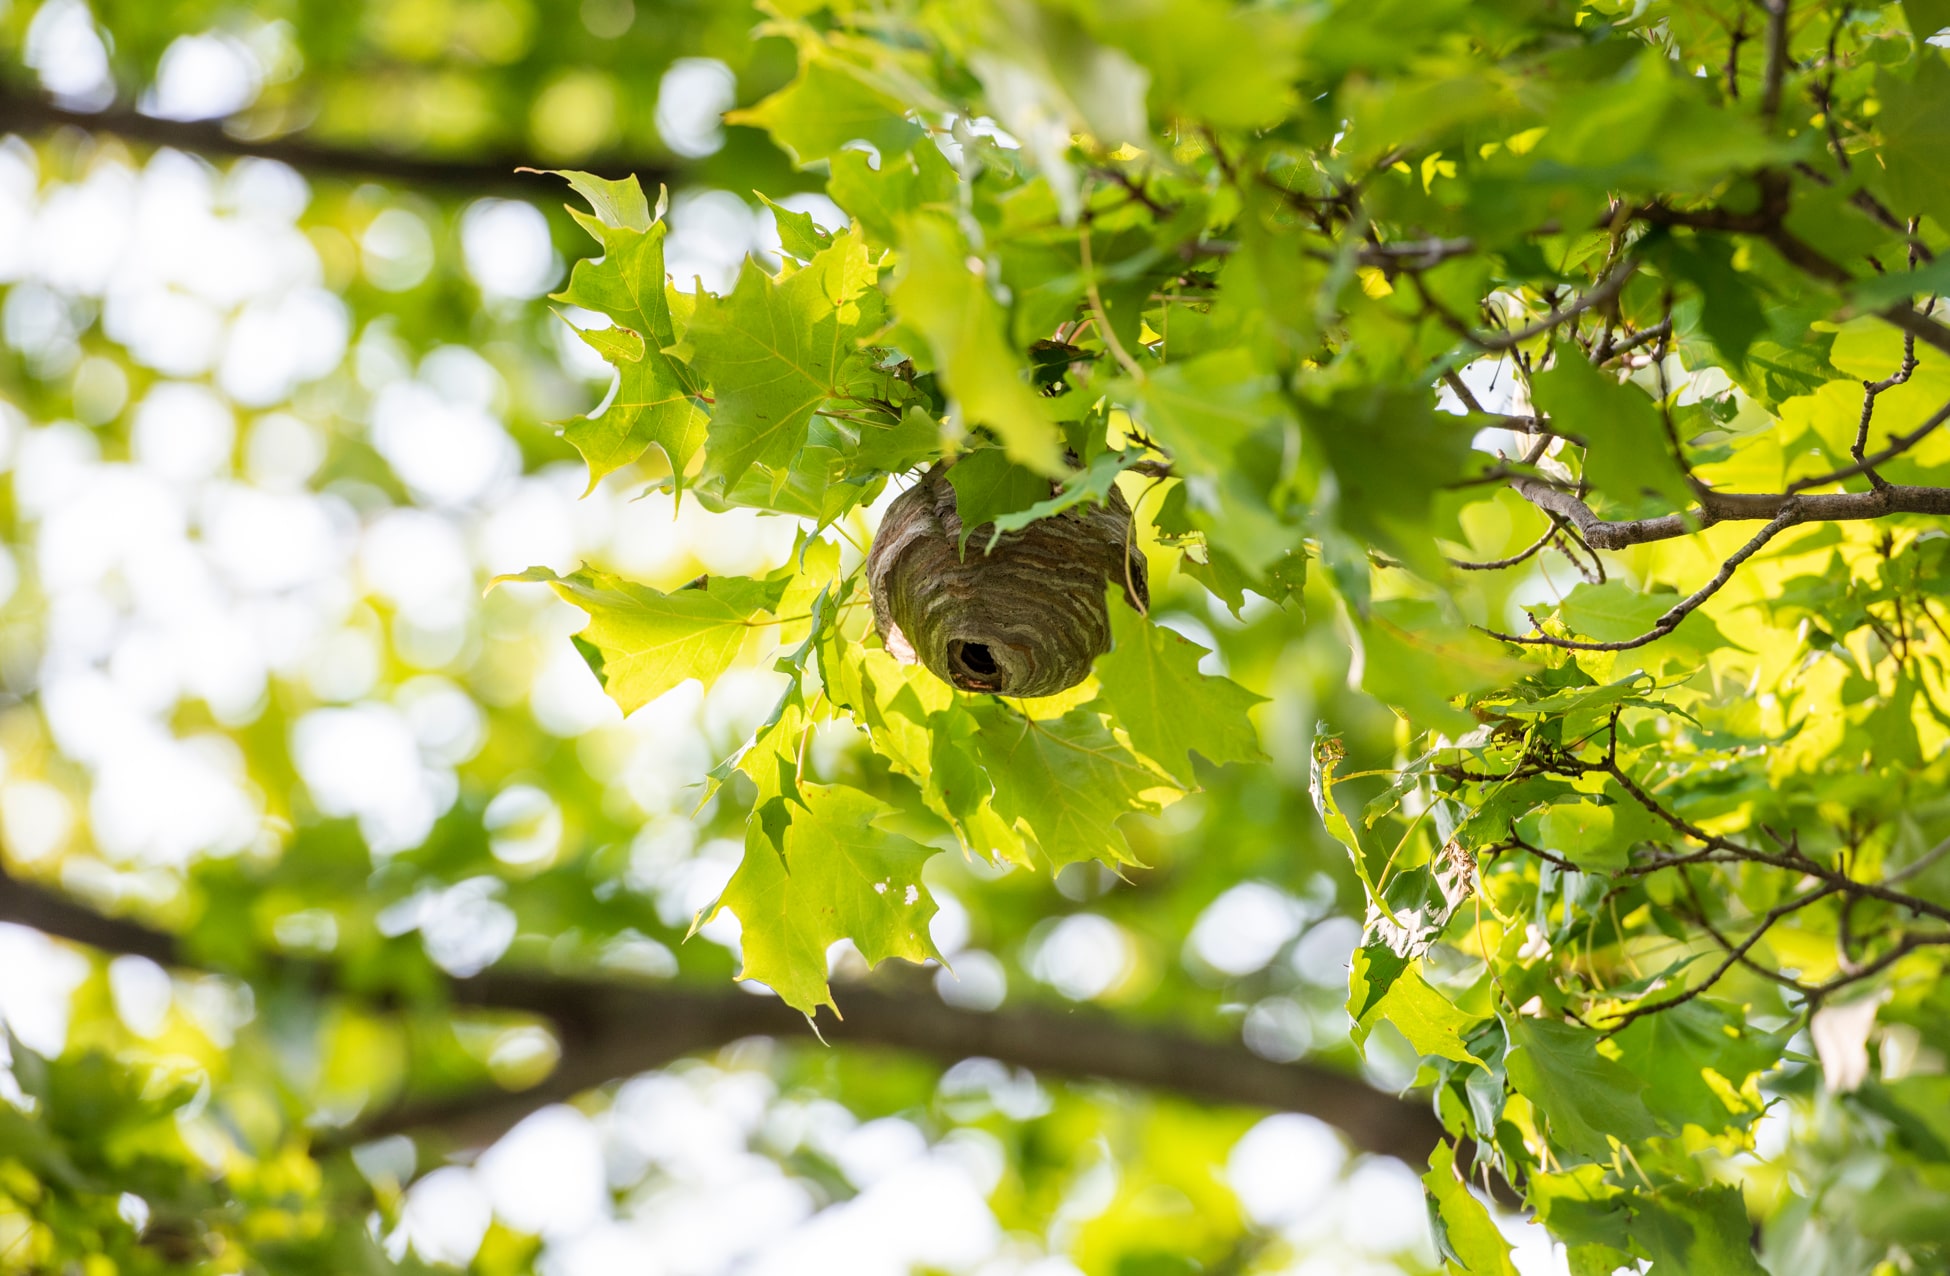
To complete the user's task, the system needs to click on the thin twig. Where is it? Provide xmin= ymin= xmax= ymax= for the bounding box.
xmin=1079 ymin=219 xmax=1145 ymax=381
xmin=1885 ymin=835 xmax=1950 ymax=886
xmin=1442 ymin=370 xmax=1488 ymax=414
xmin=1448 ymin=516 xmax=1567 ymax=571
xmin=1725 ymin=16 xmax=1749 ymax=100
xmin=1355 ymin=238 xmax=1479 ymax=272
xmin=1483 ymin=507 xmax=1802 ymax=651
xmin=1808 ymin=932 xmax=1950 ymax=1003
xmin=1469 ymin=264 xmax=1640 ymax=352
xmin=1596 ymin=319 xmax=1673 ymax=364
xmin=1759 ymin=0 xmax=1792 ymax=123
xmin=1679 ymin=868 xmax=1816 ymax=994
xmin=1845 ymin=229 xmax=1932 ymax=488
xmin=1797 ymin=394 xmax=1950 ymax=494
xmin=1813 ymin=11 xmax=1852 ymax=171
xmin=1604 ymin=883 xmax=1841 ymax=1032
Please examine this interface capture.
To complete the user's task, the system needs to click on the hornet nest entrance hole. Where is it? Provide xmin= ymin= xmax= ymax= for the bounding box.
xmin=951 ymin=640 xmax=1000 ymax=680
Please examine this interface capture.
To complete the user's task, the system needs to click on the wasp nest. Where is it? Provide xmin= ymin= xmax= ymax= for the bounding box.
xmin=866 ymin=461 xmax=1148 ymax=698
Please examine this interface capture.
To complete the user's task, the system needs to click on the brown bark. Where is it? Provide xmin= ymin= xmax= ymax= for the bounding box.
xmin=0 ymin=869 xmax=1444 ymax=1163
xmin=0 ymin=87 xmax=678 ymax=192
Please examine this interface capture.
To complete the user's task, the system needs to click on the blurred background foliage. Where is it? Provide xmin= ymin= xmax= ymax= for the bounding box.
xmin=0 ymin=1 xmax=1463 ymax=1273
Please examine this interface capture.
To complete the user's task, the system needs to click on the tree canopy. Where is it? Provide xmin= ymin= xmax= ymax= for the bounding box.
xmin=2 ymin=0 xmax=1949 ymax=1273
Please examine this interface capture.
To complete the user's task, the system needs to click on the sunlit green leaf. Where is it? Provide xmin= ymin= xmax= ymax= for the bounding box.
xmin=1091 ymin=596 xmax=1265 ymax=784
xmin=731 ymin=56 xmax=925 ymax=166
xmin=893 ymin=212 xmax=1065 ymax=474
xmin=712 ymin=782 xmax=945 ymax=1015
xmin=1425 ymin=1141 xmax=1520 ymax=1276
xmin=970 ymin=704 xmax=1172 ymax=870
xmin=692 ymin=228 xmax=882 ymax=488
xmin=502 ymin=566 xmax=783 ymax=712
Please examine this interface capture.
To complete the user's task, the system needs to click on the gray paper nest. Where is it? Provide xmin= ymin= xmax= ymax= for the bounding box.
xmin=866 ymin=460 xmax=1149 ymax=698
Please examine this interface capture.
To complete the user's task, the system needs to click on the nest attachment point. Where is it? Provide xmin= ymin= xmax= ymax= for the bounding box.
xmin=866 ymin=461 xmax=1148 ymax=698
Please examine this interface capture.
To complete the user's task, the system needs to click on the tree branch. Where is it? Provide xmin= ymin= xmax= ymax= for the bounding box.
xmin=1456 ymin=744 xmax=1950 ymax=1026
xmin=1560 ymin=751 xmax=1950 ymax=930
xmin=1874 ymin=299 xmax=1950 ymax=364
xmin=0 ymin=870 xmax=1445 ymax=1165
xmin=1356 ymin=238 xmax=1478 ymax=272
xmin=1599 ymin=318 xmax=1673 ymax=362
xmin=0 ymin=88 xmax=681 ymax=192
xmin=1506 ymin=475 xmax=1950 ymax=552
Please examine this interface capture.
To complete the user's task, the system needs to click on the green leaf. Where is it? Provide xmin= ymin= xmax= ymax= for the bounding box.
xmin=1302 ymin=386 xmax=1471 ymax=572
xmin=970 ymin=704 xmax=1171 ymax=870
xmin=1357 ymin=600 xmax=1526 ymax=736
xmin=1904 ymin=0 xmax=1950 ymax=41
xmin=1310 ymin=732 xmax=1393 ymax=892
xmin=1849 ymin=252 xmax=1950 ymax=310
xmin=691 ymin=228 xmax=881 ymax=489
xmin=1505 ymin=1017 xmax=1667 ymax=1160
xmin=929 ymin=713 xmax=1037 ymax=868
xmin=1663 ymin=236 xmax=1767 ymax=367
xmin=501 ymin=566 xmax=780 ymax=713
xmin=822 ymin=639 xmax=1035 ymax=866
xmin=946 ymin=449 xmax=1054 ymax=550
xmin=1633 ymin=1185 xmax=1767 ymax=1276
xmin=987 ymin=450 xmax=1132 ymax=543
xmin=893 ymin=212 xmax=1065 ymax=475
xmin=1091 ymin=595 xmax=1265 ymax=784
xmin=1425 ymin=1142 xmax=1520 ymax=1276
xmin=1859 ymin=1076 xmax=1950 ymax=1162
xmin=1536 ymin=802 xmax=1626 ymax=872
xmin=710 ymin=683 xmax=810 ymax=823
xmin=534 ymin=167 xmax=657 ymax=232
xmin=759 ymin=193 xmax=835 ymax=262
xmin=1530 ymin=355 xmax=1691 ymax=511
xmin=552 ymin=200 xmax=709 ymax=489
xmin=1090 ymin=0 xmax=1302 ymax=130
xmin=1177 ymin=543 xmax=1304 ymax=617
xmin=1130 ymin=350 xmax=1286 ymax=477
xmin=1359 ymin=964 xmax=1482 ymax=1065
xmin=853 ymin=404 xmax=944 ymax=474
xmin=1178 ymin=544 xmax=1252 ymax=616
xmin=1530 ymin=1167 xmax=1633 ymax=1253
xmin=1347 ymin=941 xmax=1410 ymax=1025
xmin=712 ymin=783 xmax=945 ymax=1016
xmin=827 ymin=145 xmax=958 ymax=249
xmin=1612 ymin=1001 xmax=1784 ymax=1135
xmin=1877 ymin=55 xmax=1950 ymax=222
xmin=730 ymin=56 xmax=924 ymax=166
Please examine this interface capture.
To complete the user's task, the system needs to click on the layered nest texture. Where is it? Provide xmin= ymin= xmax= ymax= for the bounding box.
xmin=866 ymin=461 xmax=1148 ymax=698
